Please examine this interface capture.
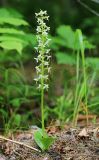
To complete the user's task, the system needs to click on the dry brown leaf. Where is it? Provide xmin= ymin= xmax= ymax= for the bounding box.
xmin=78 ymin=128 xmax=89 ymax=137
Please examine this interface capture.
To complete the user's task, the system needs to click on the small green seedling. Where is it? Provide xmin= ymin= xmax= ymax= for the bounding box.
xmin=34 ymin=10 xmax=54 ymax=151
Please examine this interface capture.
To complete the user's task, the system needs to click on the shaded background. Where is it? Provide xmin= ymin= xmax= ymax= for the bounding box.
xmin=0 ymin=0 xmax=99 ymax=35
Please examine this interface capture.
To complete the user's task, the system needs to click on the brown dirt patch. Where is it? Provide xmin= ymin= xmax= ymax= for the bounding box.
xmin=0 ymin=127 xmax=99 ymax=160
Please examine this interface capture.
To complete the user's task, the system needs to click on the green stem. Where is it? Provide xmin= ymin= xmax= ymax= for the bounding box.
xmin=41 ymin=49 xmax=45 ymax=134
xmin=81 ymin=46 xmax=88 ymax=126
xmin=73 ymin=50 xmax=80 ymax=126
xmin=41 ymin=84 xmax=44 ymax=133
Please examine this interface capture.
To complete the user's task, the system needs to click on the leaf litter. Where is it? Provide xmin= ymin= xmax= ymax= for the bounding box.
xmin=0 ymin=126 xmax=99 ymax=160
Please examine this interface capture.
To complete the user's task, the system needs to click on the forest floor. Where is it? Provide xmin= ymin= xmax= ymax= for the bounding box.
xmin=0 ymin=124 xmax=99 ymax=160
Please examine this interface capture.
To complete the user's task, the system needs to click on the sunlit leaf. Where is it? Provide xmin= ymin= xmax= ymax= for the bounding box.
xmin=0 ymin=17 xmax=28 ymax=26
xmin=0 ymin=28 xmax=25 ymax=34
xmin=57 ymin=25 xmax=75 ymax=49
xmin=0 ymin=8 xmax=23 ymax=18
xmin=56 ymin=52 xmax=76 ymax=65
xmin=0 ymin=41 xmax=23 ymax=54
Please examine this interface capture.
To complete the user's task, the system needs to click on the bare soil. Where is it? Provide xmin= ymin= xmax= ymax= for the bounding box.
xmin=0 ymin=126 xmax=99 ymax=160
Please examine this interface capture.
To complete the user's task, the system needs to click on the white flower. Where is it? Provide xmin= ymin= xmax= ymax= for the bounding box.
xmin=46 ymin=49 xmax=50 ymax=53
xmin=34 ymin=57 xmax=39 ymax=63
xmin=35 ymin=66 xmax=41 ymax=73
xmin=37 ymin=84 xmax=41 ymax=89
xmin=48 ymin=67 xmax=51 ymax=73
xmin=34 ymin=47 xmax=38 ymax=51
xmin=36 ymin=26 xmax=42 ymax=33
xmin=44 ymin=75 xmax=48 ymax=80
xmin=46 ymin=55 xmax=51 ymax=60
xmin=34 ymin=78 xmax=39 ymax=83
xmin=44 ymin=62 xmax=49 ymax=66
xmin=43 ymin=84 xmax=49 ymax=89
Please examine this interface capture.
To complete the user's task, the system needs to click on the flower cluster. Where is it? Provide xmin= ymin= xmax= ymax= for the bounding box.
xmin=34 ymin=10 xmax=51 ymax=90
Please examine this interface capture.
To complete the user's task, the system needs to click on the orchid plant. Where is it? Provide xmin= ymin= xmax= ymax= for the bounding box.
xmin=34 ymin=10 xmax=54 ymax=151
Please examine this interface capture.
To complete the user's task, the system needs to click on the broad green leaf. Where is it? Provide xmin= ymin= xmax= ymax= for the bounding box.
xmin=55 ymin=25 xmax=94 ymax=50
xmin=0 ymin=17 xmax=28 ymax=26
xmin=0 ymin=35 xmax=28 ymax=45
xmin=34 ymin=129 xmax=55 ymax=151
xmin=56 ymin=52 xmax=76 ymax=65
xmin=52 ymin=37 xmax=66 ymax=47
xmin=0 ymin=41 xmax=23 ymax=54
xmin=0 ymin=8 xmax=23 ymax=18
xmin=13 ymin=34 xmax=37 ymax=46
xmin=57 ymin=25 xmax=75 ymax=49
xmin=0 ymin=28 xmax=25 ymax=34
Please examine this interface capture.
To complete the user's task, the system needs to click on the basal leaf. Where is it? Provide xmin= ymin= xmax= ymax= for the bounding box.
xmin=34 ymin=129 xmax=55 ymax=151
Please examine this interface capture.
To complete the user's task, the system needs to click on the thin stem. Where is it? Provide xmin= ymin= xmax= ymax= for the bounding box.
xmin=41 ymin=79 xmax=44 ymax=133
xmin=81 ymin=47 xmax=89 ymax=126
xmin=73 ymin=50 xmax=80 ymax=126
xmin=41 ymin=48 xmax=45 ymax=134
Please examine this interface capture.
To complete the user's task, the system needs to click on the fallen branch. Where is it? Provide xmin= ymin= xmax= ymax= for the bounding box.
xmin=0 ymin=135 xmax=41 ymax=153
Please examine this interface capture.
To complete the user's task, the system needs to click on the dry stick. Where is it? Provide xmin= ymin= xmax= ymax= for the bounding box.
xmin=0 ymin=135 xmax=41 ymax=153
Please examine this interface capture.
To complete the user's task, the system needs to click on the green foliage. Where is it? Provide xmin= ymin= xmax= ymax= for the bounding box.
xmin=55 ymin=52 xmax=76 ymax=65
xmin=0 ymin=8 xmax=36 ymax=54
xmin=0 ymin=8 xmax=38 ymax=133
xmin=52 ymin=25 xmax=95 ymax=51
xmin=34 ymin=129 xmax=55 ymax=151
xmin=0 ymin=8 xmax=28 ymax=26
xmin=51 ymin=25 xmax=95 ymax=69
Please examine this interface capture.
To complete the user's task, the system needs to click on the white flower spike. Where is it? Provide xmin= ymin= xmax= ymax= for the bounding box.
xmin=34 ymin=10 xmax=51 ymax=91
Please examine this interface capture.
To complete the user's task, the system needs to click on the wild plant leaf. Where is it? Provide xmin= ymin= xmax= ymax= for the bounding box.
xmin=56 ymin=25 xmax=94 ymax=50
xmin=0 ymin=41 xmax=24 ymax=54
xmin=0 ymin=17 xmax=28 ymax=26
xmin=0 ymin=35 xmax=28 ymax=45
xmin=84 ymin=40 xmax=95 ymax=49
xmin=13 ymin=34 xmax=37 ymax=46
xmin=75 ymin=29 xmax=95 ymax=50
xmin=0 ymin=28 xmax=25 ymax=34
xmin=0 ymin=109 xmax=8 ymax=118
xmin=0 ymin=8 xmax=23 ymax=18
xmin=10 ymin=98 xmax=21 ymax=108
xmin=34 ymin=129 xmax=55 ymax=151
xmin=56 ymin=52 xmax=76 ymax=65
xmin=52 ymin=37 xmax=66 ymax=47
xmin=12 ymin=114 xmax=21 ymax=127
xmin=57 ymin=25 xmax=75 ymax=49
xmin=86 ymin=57 xmax=99 ymax=69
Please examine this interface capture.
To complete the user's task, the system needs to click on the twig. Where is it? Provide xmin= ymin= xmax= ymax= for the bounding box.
xmin=77 ymin=0 xmax=99 ymax=16
xmin=0 ymin=135 xmax=41 ymax=153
